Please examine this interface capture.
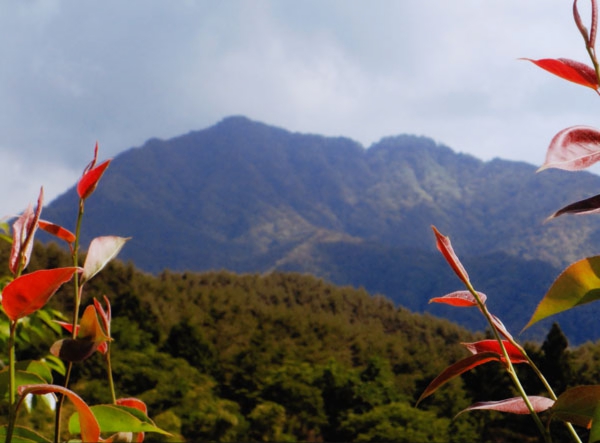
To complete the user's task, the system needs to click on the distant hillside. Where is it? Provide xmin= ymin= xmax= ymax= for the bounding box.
xmin=42 ymin=116 xmax=600 ymax=343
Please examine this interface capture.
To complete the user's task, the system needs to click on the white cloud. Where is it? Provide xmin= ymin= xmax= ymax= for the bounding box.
xmin=0 ymin=0 xmax=598 ymax=211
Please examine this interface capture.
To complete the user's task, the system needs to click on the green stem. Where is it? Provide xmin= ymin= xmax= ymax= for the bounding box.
xmin=54 ymin=199 xmax=85 ymax=443
xmin=506 ymin=340 xmax=581 ymax=442
xmin=105 ymin=344 xmax=117 ymax=404
xmin=5 ymin=320 xmax=18 ymax=443
xmin=464 ymin=282 xmax=552 ymax=443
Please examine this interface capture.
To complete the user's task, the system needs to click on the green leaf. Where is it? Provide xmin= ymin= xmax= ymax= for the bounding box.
xmin=15 ymin=360 xmax=53 ymax=383
xmin=550 ymin=385 xmax=600 ymax=428
xmin=524 ymin=256 xmax=600 ymax=330
xmin=69 ymin=404 xmax=171 ymax=435
xmin=0 ymin=425 xmax=51 ymax=443
xmin=0 ymin=368 xmax=47 ymax=399
xmin=590 ymin=404 xmax=600 ymax=443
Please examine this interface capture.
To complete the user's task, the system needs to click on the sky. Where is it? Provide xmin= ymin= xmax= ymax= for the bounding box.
xmin=1 ymin=0 xmax=600 ymax=215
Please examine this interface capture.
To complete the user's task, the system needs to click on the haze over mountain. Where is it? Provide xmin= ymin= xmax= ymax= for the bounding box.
xmin=42 ymin=116 xmax=600 ymax=343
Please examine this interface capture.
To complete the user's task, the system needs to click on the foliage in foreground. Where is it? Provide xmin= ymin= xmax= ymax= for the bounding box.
xmin=419 ymin=1 xmax=600 ymax=442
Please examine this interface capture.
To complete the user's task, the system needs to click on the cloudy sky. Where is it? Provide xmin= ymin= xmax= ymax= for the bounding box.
xmin=1 ymin=0 xmax=599 ymax=215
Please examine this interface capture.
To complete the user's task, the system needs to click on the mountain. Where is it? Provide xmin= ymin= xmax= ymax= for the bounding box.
xmin=42 ymin=116 xmax=600 ymax=343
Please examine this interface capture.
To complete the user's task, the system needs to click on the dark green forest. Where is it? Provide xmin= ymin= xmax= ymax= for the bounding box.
xmin=4 ymin=242 xmax=600 ymax=442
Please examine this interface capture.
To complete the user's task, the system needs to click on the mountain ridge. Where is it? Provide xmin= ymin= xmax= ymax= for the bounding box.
xmin=42 ymin=115 xmax=600 ymax=343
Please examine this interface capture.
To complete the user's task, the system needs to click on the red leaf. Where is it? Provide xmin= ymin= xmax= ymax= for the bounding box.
xmin=2 ymin=267 xmax=79 ymax=321
xmin=416 ymin=352 xmax=500 ymax=405
xmin=463 ymin=339 xmax=528 ymax=364
xmin=94 ymin=295 xmax=111 ymax=336
xmin=539 ymin=125 xmax=600 ymax=171
xmin=432 ymin=226 xmax=470 ymax=285
xmin=18 ymin=384 xmax=100 ymax=442
xmin=547 ymin=193 xmax=600 ymax=219
xmin=77 ymin=158 xmax=111 ymax=200
xmin=521 ymin=58 xmax=599 ymax=90
xmin=457 ymin=396 xmax=554 ymax=417
xmin=116 ymin=398 xmax=148 ymax=442
xmin=430 ymin=290 xmax=487 ymax=307
xmin=9 ymin=188 xmax=43 ymax=275
xmin=38 ymin=220 xmax=76 ymax=244
xmin=574 ymin=0 xmax=598 ymax=49
xmin=116 ymin=397 xmax=147 ymax=414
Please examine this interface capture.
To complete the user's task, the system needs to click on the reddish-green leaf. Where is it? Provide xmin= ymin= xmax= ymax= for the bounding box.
xmin=432 ymin=226 xmax=470 ymax=285
xmin=82 ymin=236 xmax=130 ymax=282
xmin=69 ymin=404 xmax=170 ymax=437
xmin=2 ymin=267 xmax=79 ymax=321
xmin=547 ymin=193 xmax=600 ymax=219
xmin=522 ymin=58 xmax=599 ymax=90
xmin=77 ymin=156 xmax=111 ymax=200
xmin=38 ymin=220 xmax=76 ymax=244
xmin=539 ymin=125 xmax=600 ymax=171
xmin=456 ymin=396 xmax=554 ymax=418
xmin=55 ymin=320 xmax=108 ymax=354
xmin=463 ymin=340 xmax=528 ymax=364
xmin=9 ymin=188 xmax=43 ymax=275
xmin=416 ymin=352 xmax=500 ymax=406
xmin=550 ymin=385 xmax=600 ymax=428
xmin=18 ymin=384 xmax=100 ymax=442
xmin=51 ymin=305 xmax=110 ymax=361
xmin=524 ymin=256 xmax=600 ymax=330
xmin=430 ymin=290 xmax=486 ymax=307
xmin=79 ymin=305 xmax=110 ymax=343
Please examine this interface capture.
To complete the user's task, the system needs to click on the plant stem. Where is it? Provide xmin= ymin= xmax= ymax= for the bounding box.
xmin=105 ymin=344 xmax=117 ymax=404
xmin=464 ymin=282 xmax=553 ymax=443
xmin=54 ymin=199 xmax=85 ymax=443
xmin=5 ymin=320 xmax=18 ymax=443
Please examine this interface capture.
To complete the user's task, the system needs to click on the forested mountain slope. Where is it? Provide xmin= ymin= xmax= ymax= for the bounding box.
xmin=41 ymin=116 xmax=600 ymax=343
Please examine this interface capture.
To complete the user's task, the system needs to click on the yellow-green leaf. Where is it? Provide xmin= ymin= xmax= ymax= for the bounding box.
xmin=524 ymin=256 xmax=600 ymax=330
xmin=550 ymin=385 xmax=600 ymax=428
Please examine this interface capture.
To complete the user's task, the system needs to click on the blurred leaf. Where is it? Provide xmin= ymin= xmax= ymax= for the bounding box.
xmin=539 ymin=125 xmax=600 ymax=171
xmin=524 ymin=256 xmax=600 ymax=330
xmin=417 ymin=352 xmax=500 ymax=406
xmin=521 ymin=58 xmax=599 ymax=90
xmin=550 ymin=385 xmax=600 ymax=428
xmin=430 ymin=290 xmax=486 ymax=307
xmin=1 ymin=267 xmax=79 ymax=321
xmin=82 ymin=236 xmax=130 ymax=282
xmin=456 ymin=396 xmax=554 ymax=418
xmin=0 ymin=425 xmax=51 ymax=443
xmin=0 ymin=368 xmax=47 ymax=399
xmin=50 ymin=338 xmax=97 ymax=363
xmin=16 ymin=360 xmax=53 ymax=383
xmin=69 ymin=404 xmax=170 ymax=435
xmin=19 ymin=384 xmax=100 ymax=442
